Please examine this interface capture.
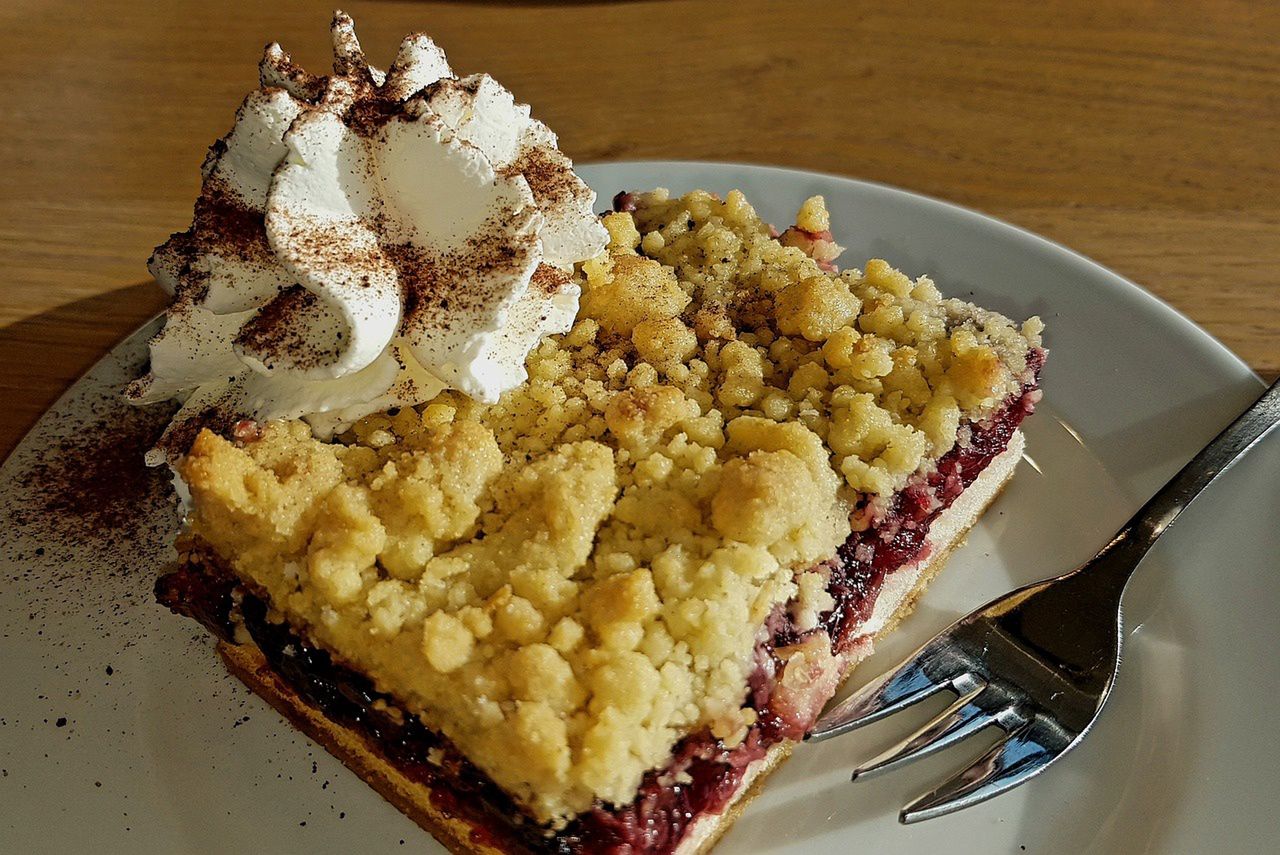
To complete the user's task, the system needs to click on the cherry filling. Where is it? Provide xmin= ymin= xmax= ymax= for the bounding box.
xmin=560 ymin=354 xmax=1042 ymax=852
xmin=158 ymin=565 xmax=543 ymax=854
xmin=157 ymin=352 xmax=1041 ymax=855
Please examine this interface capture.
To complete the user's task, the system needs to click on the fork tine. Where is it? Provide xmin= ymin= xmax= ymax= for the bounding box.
xmin=898 ymin=716 xmax=1069 ymax=824
xmin=807 ymin=641 xmax=957 ymax=742
xmin=850 ymin=685 xmax=1007 ymax=780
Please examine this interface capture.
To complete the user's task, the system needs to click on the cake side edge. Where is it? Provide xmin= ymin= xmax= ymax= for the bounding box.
xmin=219 ymin=640 xmax=517 ymax=855
xmin=675 ymin=429 xmax=1026 ymax=855
xmin=183 ymin=429 xmax=1026 ymax=855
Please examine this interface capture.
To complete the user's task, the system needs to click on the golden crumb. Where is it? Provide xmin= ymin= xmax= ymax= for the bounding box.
xmin=181 ymin=188 xmax=1041 ymax=825
xmin=795 ymin=195 xmax=831 ymax=233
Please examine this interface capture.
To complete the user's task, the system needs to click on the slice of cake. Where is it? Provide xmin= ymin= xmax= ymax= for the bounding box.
xmin=139 ymin=15 xmax=1044 ymax=855
xmin=156 ymin=188 xmax=1043 ymax=854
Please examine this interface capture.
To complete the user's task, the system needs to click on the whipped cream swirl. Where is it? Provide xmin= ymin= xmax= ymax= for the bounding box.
xmin=129 ymin=13 xmax=606 ymax=461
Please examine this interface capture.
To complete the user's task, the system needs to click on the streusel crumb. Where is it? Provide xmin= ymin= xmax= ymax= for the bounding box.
xmin=181 ymin=189 xmax=1041 ymax=824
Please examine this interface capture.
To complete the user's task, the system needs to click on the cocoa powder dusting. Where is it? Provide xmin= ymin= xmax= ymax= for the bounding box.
xmin=501 ymin=142 xmax=586 ymax=209
xmin=390 ymin=212 xmax=536 ymax=338
xmin=234 ymin=284 xmax=342 ymax=370
xmin=191 ymin=179 xmax=273 ymax=263
xmin=149 ymin=178 xmax=274 ymax=309
xmin=153 ymin=401 xmax=241 ymax=464
xmin=344 ymin=94 xmax=408 ymax=133
xmin=261 ymin=43 xmax=326 ymax=102
xmin=530 ymin=264 xmax=571 ymax=296
xmin=10 ymin=402 xmax=176 ymax=543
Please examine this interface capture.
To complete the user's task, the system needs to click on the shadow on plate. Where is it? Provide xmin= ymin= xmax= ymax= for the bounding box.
xmin=0 ymin=281 xmax=164 ymax=459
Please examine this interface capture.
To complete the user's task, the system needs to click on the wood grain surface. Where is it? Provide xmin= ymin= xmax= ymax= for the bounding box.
xmin=1 ymin=0 xmax=1276 ymax=457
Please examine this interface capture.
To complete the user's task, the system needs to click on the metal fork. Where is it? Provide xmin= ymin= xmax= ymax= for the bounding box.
xmin=807 ymin=377 xmax=1280 ymax=823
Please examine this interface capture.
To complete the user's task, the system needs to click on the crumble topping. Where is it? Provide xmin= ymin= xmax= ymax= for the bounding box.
xmin=179 ymin=189 xmax=1042 ymax=825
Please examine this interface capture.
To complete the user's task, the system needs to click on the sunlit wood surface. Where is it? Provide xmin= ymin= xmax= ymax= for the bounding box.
xmin=1 ymin=0 xmax=1276 ymax=455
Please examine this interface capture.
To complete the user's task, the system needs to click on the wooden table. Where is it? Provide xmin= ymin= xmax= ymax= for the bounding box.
xmin=1 ymin=0 xmax=1276 ymax=456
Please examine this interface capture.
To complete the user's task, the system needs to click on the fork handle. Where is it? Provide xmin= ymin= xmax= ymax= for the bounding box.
xmin=1094 ymin=377 xmax=1280 ymax=586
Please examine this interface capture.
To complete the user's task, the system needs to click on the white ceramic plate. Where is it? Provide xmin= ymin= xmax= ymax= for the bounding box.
xmin=2 ymin=162 xmax=1275 ymax=854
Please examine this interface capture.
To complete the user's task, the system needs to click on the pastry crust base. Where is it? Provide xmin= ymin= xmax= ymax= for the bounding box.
xmin=220 ymin=641 xmax=509 ymax=855
xmin=217 ymin=431 xmax=1025 ymax=855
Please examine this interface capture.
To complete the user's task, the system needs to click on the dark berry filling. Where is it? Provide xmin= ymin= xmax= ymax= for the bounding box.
xmin=559 ymin=353 xmax=1042 ymax=852
xmin=157 ymin=352 xmax=1041 ymax=855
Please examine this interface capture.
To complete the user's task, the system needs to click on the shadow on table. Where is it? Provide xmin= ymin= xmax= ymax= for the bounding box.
xmin=0 ymin=282 xmax=165 ymax=458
